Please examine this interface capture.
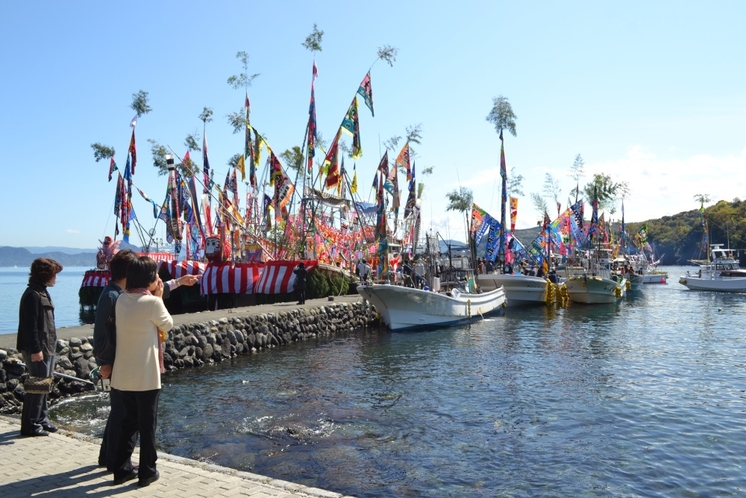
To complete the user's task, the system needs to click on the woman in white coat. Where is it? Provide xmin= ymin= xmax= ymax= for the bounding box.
xmin=110 ymin=256 xmax=173 ymax=487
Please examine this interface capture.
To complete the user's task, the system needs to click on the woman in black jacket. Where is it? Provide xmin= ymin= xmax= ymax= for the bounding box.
xmin=16 ymin=258 xmax=63 ymax=437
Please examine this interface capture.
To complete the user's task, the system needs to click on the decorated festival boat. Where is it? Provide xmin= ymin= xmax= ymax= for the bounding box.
xmin=83 ymin=43 xmax=414 ymax=313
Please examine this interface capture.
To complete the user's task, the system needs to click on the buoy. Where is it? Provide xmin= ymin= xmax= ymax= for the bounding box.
xmin=660 ymin=277 xmax=666 ymax=284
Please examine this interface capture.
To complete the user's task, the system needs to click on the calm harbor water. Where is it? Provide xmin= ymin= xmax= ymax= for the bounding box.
xmin=12 ymin=267 xmax=746 ymax=496
xmin=0 ymin=266 xmax=92 ymax=335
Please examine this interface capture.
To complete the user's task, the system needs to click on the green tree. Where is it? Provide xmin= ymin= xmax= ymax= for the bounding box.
xmin=485 ymin=95 xmax=517 ymax=137
xmin=446 ymin=187 xmax=474 ymax=242
xmin=280 ymin=146 xmax=304 ymax=173
xmin=147 ymin=139 xmax=170 ymax=176
xmin=507 ymin=167 xmax=524 ymax=197
xmin=376 ymin=45 xmax=398 ymax=67
xmin=302 ymin=24 xmax=324 ymax=52
xmin=542 ymin=172 xmax=561 ymax=217
xmin=91 ymin=143 xmax=115 ymax=163
xmin=583 ymin=173 xmax=629 ymax=215
xmin=226 ymin=51 xmax=259 ymax=134
xmin=130 ymin=90 xmax=152 ymax=117
xmin=569 ymin=154 xmax=585 ymax=204
xmin=530 ymin=193 xmax=548 ymax=222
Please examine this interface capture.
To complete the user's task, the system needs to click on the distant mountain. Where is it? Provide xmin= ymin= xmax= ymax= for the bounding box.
xmin=25 ymin=246 xmax=97 ymax=255
xmin=0 ymin=247 xmax=95 ymax=268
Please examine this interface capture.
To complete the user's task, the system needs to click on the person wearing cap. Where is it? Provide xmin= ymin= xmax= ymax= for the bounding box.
xmin=293 ymin=263 xmax=308 ymax=304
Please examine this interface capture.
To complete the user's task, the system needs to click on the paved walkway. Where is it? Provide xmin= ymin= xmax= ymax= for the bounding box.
xmin=0 ymin=415 xmax=353 ymax=498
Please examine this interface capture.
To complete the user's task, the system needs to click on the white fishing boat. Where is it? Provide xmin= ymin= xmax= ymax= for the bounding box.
xmin=641 ymin=269 xmax=668 ymax=284
xmin=679 ymin=244 xmax=746 ymax=292
xmin=563 ymin=243 xmax=626 ymax=304
xmin=476 ymin=273 xmax=547 ymax=307
xmin=626 ymin=271 xmax=645 ymax=291
xmin=357 ymin=282 xmax=506 ymax=332
xmin=564 ymin=273 xmax=626 ymax=303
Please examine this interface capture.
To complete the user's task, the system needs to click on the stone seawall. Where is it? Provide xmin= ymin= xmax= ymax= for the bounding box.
xmin=0 ymin=301 xmax=380 ymax=414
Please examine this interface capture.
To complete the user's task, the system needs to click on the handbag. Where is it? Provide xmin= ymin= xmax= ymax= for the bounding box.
xmin=24 ymin=376 xmax=53 ymax=394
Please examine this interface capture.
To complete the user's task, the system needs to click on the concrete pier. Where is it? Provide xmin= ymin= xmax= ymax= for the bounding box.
xmin=0 ymin=414 xmax=354 ymax=497
xmin=0 ymin=294 xmax=367 ymax=349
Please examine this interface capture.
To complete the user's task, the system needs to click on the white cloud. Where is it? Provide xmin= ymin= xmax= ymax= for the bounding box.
xmin=419 ymin=146 xmax=746 ymax=242
xmin=589 ymin=146 xmax=746 ymax=222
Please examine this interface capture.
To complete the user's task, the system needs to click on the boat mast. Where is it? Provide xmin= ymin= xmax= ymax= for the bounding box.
xmin=499 ymin=130 xmax=507 ymax=272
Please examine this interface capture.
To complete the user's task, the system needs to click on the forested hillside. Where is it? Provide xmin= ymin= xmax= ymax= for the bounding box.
xmin=489 ymin=199 xmax=746 ymax=266
xmin=626 ymin=199 xmax=746 ymax=265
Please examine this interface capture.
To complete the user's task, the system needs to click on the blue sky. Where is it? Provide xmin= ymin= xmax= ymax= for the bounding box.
xmin=2 ymin=1 xmax=745 ymax=248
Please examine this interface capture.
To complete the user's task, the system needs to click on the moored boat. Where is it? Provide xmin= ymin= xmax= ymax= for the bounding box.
xmin=561 ymin=187 xmax=626 ymax=305
xmin=358 ymin=282 xmax=506 ymax=332
xmin=564 ymin=273 xmax=626 ymax=304
xmin=641 ymin=269 xmax=668 ymax=284
xmin=476 ymin=273 xmax=547 ymax=306
xmin=679 ymin=244 xmax=746 ymax=292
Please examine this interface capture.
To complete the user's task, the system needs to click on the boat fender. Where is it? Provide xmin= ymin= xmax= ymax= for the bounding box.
xmin=625 ymin=280 xmax=631 ymax=291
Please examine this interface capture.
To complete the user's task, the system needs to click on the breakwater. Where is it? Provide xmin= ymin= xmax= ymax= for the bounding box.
xmin=0 ymin=301 xmax=379 ymax=414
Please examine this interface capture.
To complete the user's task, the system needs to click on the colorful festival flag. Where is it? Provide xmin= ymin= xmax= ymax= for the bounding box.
xmin=324 ymin=130 xmax=342 ymax=190
xmin=340 ymin=97 xmax=362 ymax=159
xmin=307 ymin=60 xmax=318 ymax=173
xmin=128 ymin=128 xmax=137 ymax=175
xmin=245 ymin=92 xmax=254 ymax=185
xmin=499 ymin=130 xmax=507 ymax=260
xmin=237 ymin=155 xmax=246 ymax=181
xmin=377 ymin=151 xmax=389 ymax=178
xmin=108 ymin=157 xmax=117 ymax=182
xmin=509 ymin=196 xmax=518 ymax=232
xmin=396 ymin=143 xmax=411 ymax=181
xmin=471 ymin=203 xmax=487 ymax=235
xmin=357 ymin=72 xmax=374 ymax=117
xmin=351 ymin=164 xmax=358 ymax=194
xmin=202 ymin=130 xmax=211 ymax=191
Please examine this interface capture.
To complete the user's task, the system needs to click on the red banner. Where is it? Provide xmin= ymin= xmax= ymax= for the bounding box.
xmin=255 ymin=260 xmax=318 ymax=294
xmin=158 ymin=260 xmax=206 ymax=278
xmin=201 ymin=262 xmax=263 ymax=295
xmin=81 ymin=270 xmax=110 ymax=288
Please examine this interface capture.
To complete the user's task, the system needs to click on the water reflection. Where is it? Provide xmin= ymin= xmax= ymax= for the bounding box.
xmin=51 ymin=276 xmax=746 ymax=496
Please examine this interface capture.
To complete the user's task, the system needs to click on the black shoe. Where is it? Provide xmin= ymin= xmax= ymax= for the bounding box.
xmin=21 ymin=428 xmax=49 ymax=437
xmin=113 ymin=469 xmax=138 ymax=485
xmin=42 ymin=424 xmax=58 ymax=433
xmin=107 ymin=463 xmax=137 ymax=473
xmin=138 ymin=470 xmax=159 ymax=487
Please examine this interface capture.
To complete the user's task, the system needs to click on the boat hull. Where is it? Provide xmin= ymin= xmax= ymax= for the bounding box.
xmin=357 ymin=284 xmax=506 ymax=332
xmin=678 ymin=275 xmax=746 ymax=292
xmin=627 ymin=273 xmax=645 ymax=291
xmin=642 ymin=272 xmax=668 ymax=284
xmin=477 ymin=273 xmax=547 ymax=306
xmin=564 ymin=275 xmax=625 ymax=304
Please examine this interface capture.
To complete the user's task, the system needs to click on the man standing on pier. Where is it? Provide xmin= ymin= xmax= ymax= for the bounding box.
xmin=293 ymin=263 xmax=308 ymax=305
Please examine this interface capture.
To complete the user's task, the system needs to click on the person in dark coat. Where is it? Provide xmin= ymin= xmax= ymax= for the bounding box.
xmin=93 ymin=249 xmax=138 ymax=471
xmin=16 ymin=257 xmax=63 ymax=437
xmin=293 ymin=263 xmax=308 ymax=305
